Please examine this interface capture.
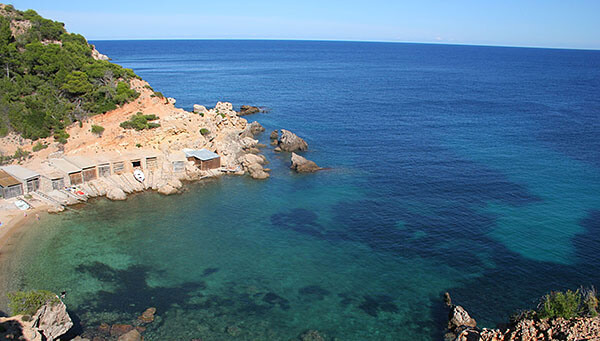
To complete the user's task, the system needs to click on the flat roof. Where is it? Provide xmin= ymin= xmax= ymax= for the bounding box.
xmin=0 ymin=170 xmax=21 ymax=187
xmin=183 ymin=148 xmax=219 ymax=161
xmin=167 ymin=151 xmax=187 ymax=162
xmin=32 ymin=162 xmax=65 ymax=180
xmin=49 ymin=158 xmax=82 ymax=174
xmin=1 ymin=165 xmax=40 ymax=181
xmin=64 ymin=155 xmax=97 ymax=169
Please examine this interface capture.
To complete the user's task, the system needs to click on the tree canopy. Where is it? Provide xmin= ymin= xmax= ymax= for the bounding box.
xmin=0 ymin=6 xmax=139 ymax=141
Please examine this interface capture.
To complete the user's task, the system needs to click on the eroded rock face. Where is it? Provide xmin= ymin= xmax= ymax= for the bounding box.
xmin=290 ymin=152 xmax=320 ymax=173
xmin=33 ymin=299 xmax=73 ymax=341
xmin=278 ymin=129 xmax=308 ymax=152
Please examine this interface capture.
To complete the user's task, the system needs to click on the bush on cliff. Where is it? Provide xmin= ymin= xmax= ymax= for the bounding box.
xmin=538 ymin=290 xmax=582 ymax=319
xmin=7 ymin=290 xmax=59 ymax=316
xmin=120 ymin=112 xmax=160 ymax=131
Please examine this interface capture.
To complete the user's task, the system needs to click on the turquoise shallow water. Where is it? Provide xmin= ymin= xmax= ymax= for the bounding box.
xmin=1 ymin=41 xmax=600 ymax=340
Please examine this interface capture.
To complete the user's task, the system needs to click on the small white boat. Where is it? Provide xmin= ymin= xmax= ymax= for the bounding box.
xmin=14 ymin=199 xmax=30 ymax=211
xmin=133 ymin=169 xmax=145 ymax=183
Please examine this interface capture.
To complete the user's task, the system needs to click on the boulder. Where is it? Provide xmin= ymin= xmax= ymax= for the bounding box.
xmin=278 ymin=129 xmax=308 ymax=152
xmin=107 ymin=188 xmax=127 ymax=201
xmin=270 ymin=130 xmax=279 ymax=140
xmin=249 ymin=121 xmax=265 ymax=135
xmin=117 ymin=329 xmax=143 ymax=341
xmin=290 ymin=153 xmax=321 ymax=173
xmin=158 ymin=184 xmax=177 ymax=195
xmin=193 ymin=104 xmax=207 ymax=114
xmin=47 ymin=205 xmax=65 ymax=213
xmin=238 ymin=105 xmax=261 ymax=116
xmin=110 ymin=324 xmax=134 ymax=337
xmin=448 ymin=305 xmax=477 ymax=331
xmin=167 ymin=97 xmax=176 ymax=104
xmin=137 ymin=307 xmax=156 ymax=324
xmin=32 ymin=299 xmax=73 ymax=341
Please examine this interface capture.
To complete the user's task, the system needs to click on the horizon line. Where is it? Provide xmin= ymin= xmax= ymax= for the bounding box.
xmin=87 ymin=37 xmax=600 ymax=52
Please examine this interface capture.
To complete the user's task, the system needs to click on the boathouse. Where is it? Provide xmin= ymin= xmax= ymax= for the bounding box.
xmin=95 ymin=155 xmax=112 ymax=177
xmin=33 ymin=162 xmax=68 ymax=192
xmin=64 ymin=156 xmax=98 ymax=182
xmin=0 ymin=169 xmax=23 ymax=199
xmin=168 ymin=151 xmax=187 ymax=173
xmin=183 ymin=149 xmax=221 ymax=171
xmin=50 ymin=158 xmax=83 ymax=185
xmin=1 ymin=165 xmax=41 ymax=193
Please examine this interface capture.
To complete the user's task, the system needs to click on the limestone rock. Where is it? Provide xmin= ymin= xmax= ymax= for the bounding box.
xmin=91 ymin=45 xmax=109 ymax=61
xmin=249 ymin=121 xmax=265 ymax=135
xmin=238 ymin=105 xmax=261 ymax=116
xmin=107 ymin=188 xmax=127 ymax=201
xmin=137 ymin=307 xmax=156 ymax=324
xmin=193 ymin=104 xmax=208 ymax=114
xmin=32 ymin=299 xmax=73 ymax=341
xmin=290 ymin=153 xmax=321 ymax=173
xmin=278 ymin=129 xmax=308 ymax=152
xmin=270 ymin=130 xmax=279 ymax=140
xmin=47 ymin=205 xmax=65 ymax=213
xmin=239 ymin=153 xmax=269 ymax=179
xmin=167 ymin=97 xmax=176 ymax=104
xmin=158 ymin=184 xmax=177 ymax=195
xmin=448 ymin=305 xmax=477 ymax=331
xmin=117 ymin=329 xmax=143 ymax=341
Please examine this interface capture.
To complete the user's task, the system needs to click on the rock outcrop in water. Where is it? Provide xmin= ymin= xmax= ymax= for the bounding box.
xmin=238 ymin=105 xmax=261 ymax=116
xmin=444 ymin=292 xmax=600 ymax=341
xmin=274 ymin=129 xmax=308 ymax=152
xmin=290 ymin=152 xmax=321 ymax=173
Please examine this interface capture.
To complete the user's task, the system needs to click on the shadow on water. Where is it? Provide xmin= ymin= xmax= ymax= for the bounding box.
xmin=442 ymin=209 xmax=600 ymax=327
xmin=0 ymin=320 xmax=24 ymax=339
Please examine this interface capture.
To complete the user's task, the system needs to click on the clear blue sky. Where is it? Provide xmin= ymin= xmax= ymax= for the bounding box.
xmin=9 ymin=0 xmax=600 ymax=49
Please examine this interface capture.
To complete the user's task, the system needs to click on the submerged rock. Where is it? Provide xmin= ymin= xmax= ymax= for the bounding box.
xmin=270 ymin=130 xmax=279 ymax=140
xmin=290 ymin=153 xmax=321 ymax=173
xmin=277 ymin=129 xmax=308 ymax=152
xmin=110 ymin=324 xmax=134 ymax=337
xmin=298 ymin=330 xmax=325 ymax=341
xmin=117 ymin=329 xmax=142 ymax=341
xmin=137 ymin=307 xmax=156 ymax=324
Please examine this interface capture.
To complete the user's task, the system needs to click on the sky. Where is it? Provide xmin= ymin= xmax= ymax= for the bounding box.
xmin=8 ymin=0 xmax=600 ymax=49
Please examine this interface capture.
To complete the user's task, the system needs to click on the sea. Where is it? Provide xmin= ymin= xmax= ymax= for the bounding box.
xmin=1 ymin=40 xmax=600 ymax=340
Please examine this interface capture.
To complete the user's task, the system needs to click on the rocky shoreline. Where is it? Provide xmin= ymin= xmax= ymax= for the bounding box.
xmin=445 ymin=292 xmax=600 ymax=341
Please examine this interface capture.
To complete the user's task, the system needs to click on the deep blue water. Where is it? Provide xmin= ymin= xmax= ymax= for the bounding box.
xmin=3 ymin=40 xmax=600 ymax=340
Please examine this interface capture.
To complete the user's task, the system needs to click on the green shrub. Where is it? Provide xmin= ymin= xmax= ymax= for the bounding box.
xmin=53 ymin=129 xmax=70 ymax=144
xmin=200 ymin=128 xmax=210 ymax=136
xmin=13 ymin=147 xmax=30 ymax=159
xmin=219 ymin=113 xmax=226 ymax=118
xmin=581 ymin=286 xmax=599 ymax=317
xmin=8 ymin=290 xmax=59 ymax=316
xmin=136 ymin=143 xmax=142 ymax=148
xmin=32 ymin=141 xmax=47 ymax=152
xmin=91 ymin=124 xmax=105 ymax=135
xmin=538 ymin=290 xmax=582 ymax=319
xmin=120 ymin=113 xmax=160 ymax=131
xmin=152 ymin=91 xmax=164 ymax=99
